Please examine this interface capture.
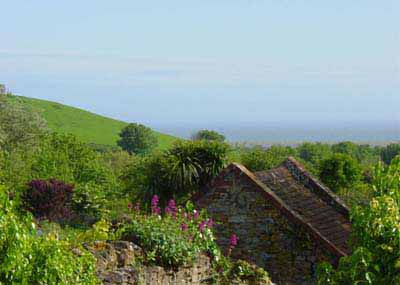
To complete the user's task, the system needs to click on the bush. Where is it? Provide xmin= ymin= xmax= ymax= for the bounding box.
xmin=380 ymin=143 xmax=400 ymax=165
xmin=240 ymin=145 xmax=295 ymax=172
xmin=317 ymin=156 xmax=400 ymax=284
xmin=0 ymin=188 xmax=98 ymax=284
xmin=123 ymin=140 xmax=229 ymax=206
xmin=117 ymin=123 xmax=158 ymax=155
xmin=191 ymin=129 xmax=226 ymax=142
xmin=319 ymin=153 xmax=361 ymax=192
xmin=22 ymin=179 xmax=74 ymax=222
xmin=121 ymin=197 xmax=220 ymax=268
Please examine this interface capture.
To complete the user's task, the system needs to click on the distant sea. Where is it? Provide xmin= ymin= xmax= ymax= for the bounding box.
xmin=153 ymin=120 xmax=400 ymax=146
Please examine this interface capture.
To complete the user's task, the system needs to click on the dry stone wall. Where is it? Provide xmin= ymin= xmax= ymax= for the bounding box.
xmin=85 ymin=241 xmax=212 ymax=285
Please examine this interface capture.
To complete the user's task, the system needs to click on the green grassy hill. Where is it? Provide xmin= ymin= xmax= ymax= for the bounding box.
xmin=11 ymin=96 xmax=178 ymax=150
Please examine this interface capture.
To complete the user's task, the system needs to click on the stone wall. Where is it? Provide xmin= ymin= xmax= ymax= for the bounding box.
xmin=195 ymin=164 xmax=337 ymax=285
xmin=85 ymin=241 xmax=212 ymax=285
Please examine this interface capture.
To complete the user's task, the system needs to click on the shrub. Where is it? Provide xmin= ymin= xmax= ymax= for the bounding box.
xmin=123 ymin=140 xmax=229 ymax=206
xmin=191 ymin=129 xmax=226 ymax=142
xmin=0 ymin=188 xmax=98 ymax=284
xmin=117 ymin=123 xmax=158 ymax=155
xmin=22 ymin=179 xmax=74 ymax=222
xmin=380 ymin=143 xmax=400 ymax=165
xmin=319 ymin=153 xmax=361 ymax=192
xmin=240 ymin=145 xmax=295 ymax=172
xmin=317 ymin=156 xmax=400 ymax=284
xmin=122 ymin=197 xmax=220 ymax=268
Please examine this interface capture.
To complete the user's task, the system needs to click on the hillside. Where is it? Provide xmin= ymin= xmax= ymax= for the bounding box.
xmin=9 ymin=95 xmax=178 ymax=149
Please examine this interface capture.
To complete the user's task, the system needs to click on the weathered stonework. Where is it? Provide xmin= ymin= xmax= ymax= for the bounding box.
xmin=85 ymin=241 xmax=212 ymax=285
xmin=195 ymin=158 xmax=351 ymax=285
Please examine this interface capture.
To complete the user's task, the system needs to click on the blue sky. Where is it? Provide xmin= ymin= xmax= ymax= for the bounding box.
xmin=0 ymin=1 xmax=399 ymax=135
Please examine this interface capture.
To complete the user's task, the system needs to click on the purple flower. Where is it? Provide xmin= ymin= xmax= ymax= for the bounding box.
xmin=127 ymin=202 xmax=133 ymax=210
xmin=165 ymin=199 xmax=177 ymax=218
xmin=151 ymin=195 xmax=161 ymax=215
xmin=207 ymin=218 xmax=214 ymax=228
xmin=229 ymin=234 xmax=238 ymax=248
xmin=181 ymin=223 xmax=188 ymax=231
xmin=188 ymin=234 xmax=193 ymax=241
xmin=151 ymin=195 xmax=159 ymax=208
xmin=193 ymin=211 xmax=200 ymax=220
xmin=198 ymin=220 xmax=207 ymax=232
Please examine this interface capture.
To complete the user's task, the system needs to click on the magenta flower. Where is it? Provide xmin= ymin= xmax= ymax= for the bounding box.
xmin=229 ymin=234 xmax=238 ymax=248
xmin=151 ymin=195 xmax=161 ymax=215
xmin=198 ymin=220 xmax=207 ymax=232
xmin=165 ymin=199 xmax=177 ymax=218
xmin=193 ymin=211 xmax=200 ymax=220
xmin=181 ymin=223 xmax=188 ymax=231
xmin=188 ymin=234 xmax=193 ymax=241
xmin=151 ymin=195 xmax=159 ymax=207
xmin=207 ymin=218 xmax=214 ymax=228
xmin=127 ymin=202 xmax=133 ymax=210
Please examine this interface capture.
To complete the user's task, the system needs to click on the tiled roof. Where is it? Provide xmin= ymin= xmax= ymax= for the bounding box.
xmin=254 ymin=157 xmax=351 ymax=255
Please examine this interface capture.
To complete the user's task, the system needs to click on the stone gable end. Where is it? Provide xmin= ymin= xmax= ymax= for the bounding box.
xmin=195 ymin=160 xmax=350 ymax=285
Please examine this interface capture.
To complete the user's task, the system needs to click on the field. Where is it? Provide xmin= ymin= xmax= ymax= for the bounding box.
xmin=11 ymin=96 xmax=179 ymax=149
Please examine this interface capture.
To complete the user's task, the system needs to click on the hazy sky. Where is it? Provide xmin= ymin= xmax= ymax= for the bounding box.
xmin=1 ymin=1 xmax=399 ymax=130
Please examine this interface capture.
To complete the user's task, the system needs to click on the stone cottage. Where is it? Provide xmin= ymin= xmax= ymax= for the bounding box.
xmin=194 ymin=157 xmax=351 ymax=285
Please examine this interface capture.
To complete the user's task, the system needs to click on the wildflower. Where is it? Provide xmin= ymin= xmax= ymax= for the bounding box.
xmin=193 ymin=210 xmax=200 ymax=220
xmin=229 ymin=234 xmax=238 ymax=248
xmin=127 ymin=202 xmax=133 ymax=210
xmin=188 ymin=234 xmax=193 ymax=241
xmin=207 ymin=218 xmax=214 ymax=228
xmin=181 ymin=223 xmax=188 ymax=231
xmin=198 ymin=220 xmax=207 ymax=232
xmin=165 ymin=199 xmax=177 ymax=218
xmin=151 ymin=195 xmax=161 ymax=215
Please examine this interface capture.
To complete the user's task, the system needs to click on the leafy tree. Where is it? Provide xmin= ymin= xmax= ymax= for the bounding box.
xmin=297 ymin=142 xmax=331 ymax=166
xmin=191 ymin=129 xmax=226 ymax=142
xmin=319 ymin=154 xmax=361 ymax=192
xmin=117 ymin=123 xmax=158 ymax=155
xmin=380 ymin=143 xmax=400 ymax=165
xmin=317 ymin=156 xmax=400 ymax=284
xmin=240 ymin=145 xmax=295 ymax=172
xmin=0 ymin=93 xmax=47 ymax=149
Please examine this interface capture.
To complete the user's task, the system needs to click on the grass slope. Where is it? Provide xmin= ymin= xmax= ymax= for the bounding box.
xmin=13 ymin=96 xmax=178 ymax=150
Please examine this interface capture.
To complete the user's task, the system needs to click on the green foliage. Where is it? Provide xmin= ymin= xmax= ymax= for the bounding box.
xmin=297 ymin=142 xmax=331 ymax=166
xmin=240 ymin=145 xmax=295 ymax=172
xmin=317 ymin=156 xmax=400 ymax=284
xmin=123 ymin=140 xmax=229 ymax=206
xmin=319 ymin=153 xmax=361 ymax=192
xmin=121 ymin=201 xmax=220 ymax=268
xmin=212 ymin=257 xmax=270 ymax=285
xmin=9 ymin=95 xmax=177 ymax=149
xmin=191 ymin=129 xmax=226 ymax=142
xmin=0 ymin=93 xmax=47 ymax=149
xmin=117 ymin=123 xmax=158 ymax=155
xmin=0 ymin=188 xmax=98 ymax=284
xmin=380 ymin=143 xmax=400 ymax=165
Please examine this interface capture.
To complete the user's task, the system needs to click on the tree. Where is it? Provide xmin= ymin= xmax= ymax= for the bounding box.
xmin=319 ymin=153 xmax=361 ymax=192
xmin=317 ymin=156 xmax=400 ymax=284
xmin=191 ymin=129 xmax=226 ymax=142
xmin=0 ymin=93 xmax=47 ymax=149
xmin=240 ymin=145 xmax=295 ymax=172
xmin=117 ymin=123 xmax=158 ymax=155
xmin=380 ymin=143 xmax=400 ymax=165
